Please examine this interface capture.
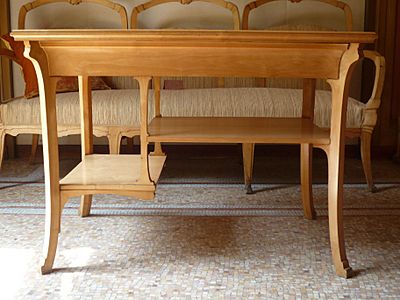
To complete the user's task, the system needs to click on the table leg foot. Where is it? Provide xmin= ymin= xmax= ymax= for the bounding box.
xmin=41 ymin=264 xmax=53 ymax=275
xmin=41 ymin=225 xmax=60 ymax=275
xmin=335 ymin=263 xmax=354 ymax=279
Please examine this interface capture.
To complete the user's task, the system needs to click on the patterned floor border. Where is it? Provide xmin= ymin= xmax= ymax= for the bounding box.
xmin=1 ymin=183 xmax=399 ymax=217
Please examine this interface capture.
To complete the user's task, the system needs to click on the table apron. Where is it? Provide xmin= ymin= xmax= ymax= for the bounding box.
xmin=43 ymin=44 xmax=347 ymax=79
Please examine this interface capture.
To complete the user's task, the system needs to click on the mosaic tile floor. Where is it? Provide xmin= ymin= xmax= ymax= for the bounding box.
xmin=1 ymin=150 xmax=400 ymax=299
xmin=1 ymin=182 xmax=400 ymax=299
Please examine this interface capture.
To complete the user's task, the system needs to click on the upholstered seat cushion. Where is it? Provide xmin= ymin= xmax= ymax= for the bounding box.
xmin=1 ymin=90 xmax=145 ymax=126
xmin=0 ymin=88 xmax=364 ymax=128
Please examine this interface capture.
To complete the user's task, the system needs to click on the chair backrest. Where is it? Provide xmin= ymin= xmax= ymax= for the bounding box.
xmin=16 ymin=0 xmax=128 ymax=93
xmin=131 ymin=0 xmax=240 ymax=30
xmin=243 ymin=0 xmax=353 ymax=31
xmin=129 ymin=0 xmax=240 ymax=90
xmin=18 ymin=0 xmax=128 ymax=30
xmin=242 ymin=0 xmax=353 ymax=90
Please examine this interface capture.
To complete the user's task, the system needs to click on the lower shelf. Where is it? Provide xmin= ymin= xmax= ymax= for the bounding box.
xmin=60 ymin=154 xmax=166 ymax=198
xmin=148 ymin=117 xmax=330 ymax=145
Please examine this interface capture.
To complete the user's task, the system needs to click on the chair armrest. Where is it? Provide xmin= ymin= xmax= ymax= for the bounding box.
xmin=361 ymin=50 xmax=386 ymax=129
xmin=363 ymin=50 xmax=385 ymax=110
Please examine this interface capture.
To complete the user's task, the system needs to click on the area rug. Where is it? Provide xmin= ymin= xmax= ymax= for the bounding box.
xmin=2 ymin=152 xmax=400 ymax=185
xmin=1 ymin=183 xmax=399 ymax=217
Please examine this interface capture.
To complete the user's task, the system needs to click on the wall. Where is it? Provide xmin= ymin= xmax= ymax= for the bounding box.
xmin=367 ymin=0 xmax=399 ymax=148
xmin=8 ymin=0 xmax=365 ymax=144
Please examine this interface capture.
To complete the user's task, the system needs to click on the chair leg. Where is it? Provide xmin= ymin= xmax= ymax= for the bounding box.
xmin=300 ymin=143 xmax=316 ymax=220
xmin=108 ymin=133 xmax=122 ymax=154
xmin=29 ymin=134 xmax=40 ymax=164
xmin=150 ymin=142 xmax=166 ymax=156
xmin=0 ymin=131 xmax=6 ymax=170
xmin=79 ymin=195 xmax=92 ymax=217
xmin=242 ymin=143 xmax=255 ymax=194
xmin=5 ymin=135 xmax=16 ymax=159
xmin=360 ymin=131 xmax=377 ymax=193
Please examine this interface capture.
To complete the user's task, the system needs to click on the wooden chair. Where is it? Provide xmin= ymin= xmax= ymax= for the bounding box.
xmin=21 ymin=0 xmax=128 ymax=163
xmin=0 ymin=0 xmax=131 ymax=168
xmin=0 ymin=0 xmax=142 ymax=219
xmin=242 ymin=0 xmax=353 ymax=31
xmin=130 ymin=0 xmax=241 ymax=156
xmin=241 ymin=0 xmax=386 ymax=193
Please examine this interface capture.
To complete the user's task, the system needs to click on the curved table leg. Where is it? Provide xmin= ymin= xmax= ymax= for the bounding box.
xmin=327 ymin=148 xmax=353 ymax=278
xmin=326 ymin=44 xmax=359 ymax=278
xmin=26 ymin=41 xmax=62 ymax=274
xmin=41 ymin=207 xmax=61 ymax=274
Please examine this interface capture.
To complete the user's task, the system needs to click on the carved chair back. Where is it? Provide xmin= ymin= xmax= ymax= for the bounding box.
xmin=242 ymin=0 xmax=353 ymax=90
xmin=130 ymin=0 xmax=241 ymax=89
xmin=242 ymin=0 xmax=352 ymax=30
xmin=18 ymin=0 xmax=128 ymax=29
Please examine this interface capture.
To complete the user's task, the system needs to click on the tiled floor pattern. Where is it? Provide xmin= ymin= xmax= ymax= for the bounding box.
xmin=1 ymin=153 xmax=400 ymax=299
xmin=1 ymin=214 xmax=400 ymax=299
xmin=1 ymin=183 xmax=400 ymax=299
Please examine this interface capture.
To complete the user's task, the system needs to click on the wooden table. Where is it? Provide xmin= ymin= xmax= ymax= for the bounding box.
xmin=12 ymin=29 xmax=376 ymax=278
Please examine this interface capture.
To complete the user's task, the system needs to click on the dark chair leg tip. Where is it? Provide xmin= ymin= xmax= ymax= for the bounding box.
xmin=245 ymin=184 xmax=254 ymax=194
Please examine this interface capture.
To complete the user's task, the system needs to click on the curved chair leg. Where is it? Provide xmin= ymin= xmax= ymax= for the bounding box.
xmin=360 ymin=130 xmax=377 ymax=193
xmin=300 ymin=143 xmax=316 ymax=220
xmin=29 ymin=134 xmax=40 ymax=164
xmin=108 ymin=133 xmax=122 ymax=154
xmin=242 ymin=143 xmax=255 ymax=194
